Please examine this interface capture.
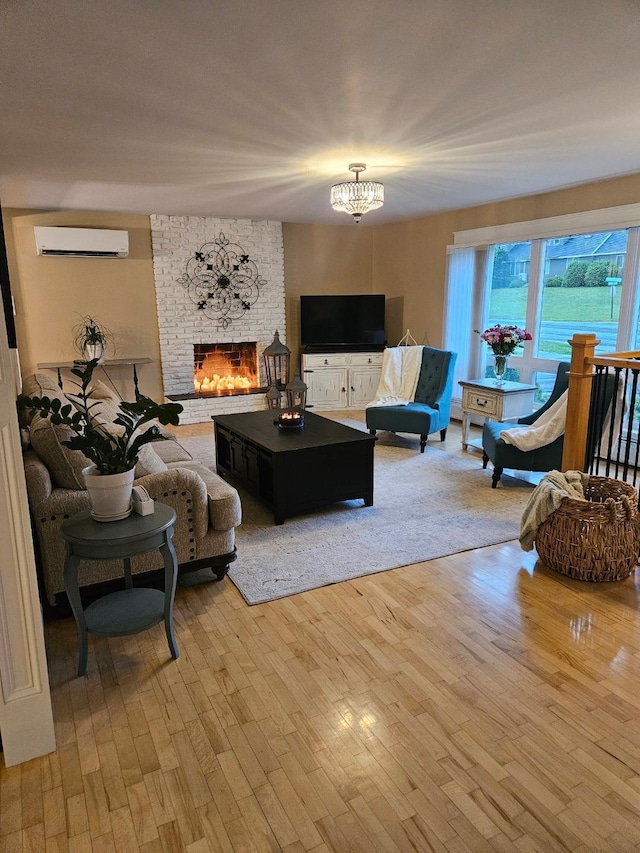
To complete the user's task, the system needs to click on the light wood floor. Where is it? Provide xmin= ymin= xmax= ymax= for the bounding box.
xmin=3 ymin=423 xmax=640 ymax=852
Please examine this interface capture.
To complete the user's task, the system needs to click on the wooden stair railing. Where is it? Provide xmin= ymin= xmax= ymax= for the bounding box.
xmin=563 ymin=333 xmax=640 ymax=483
xmin=563 ymin=334 xmax=598 ymax=471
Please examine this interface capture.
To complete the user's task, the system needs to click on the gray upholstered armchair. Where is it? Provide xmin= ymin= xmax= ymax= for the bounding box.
xmin=366 ymin=346 xmax=457 ymax=452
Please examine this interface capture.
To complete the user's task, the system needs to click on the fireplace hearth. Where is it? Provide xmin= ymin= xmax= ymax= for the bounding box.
xmin=193 ymin=342 xmax=259 ymax=396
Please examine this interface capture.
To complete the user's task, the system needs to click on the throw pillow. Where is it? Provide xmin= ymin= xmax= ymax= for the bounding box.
xmin=86 ymin=379 xmax=179 ymax=441
xmin=134 ymin=444 xmax=168 ymax=478
xmin=20 ymin=373 xmax=68 ymax=429
xmin=66 ymin=378 xmax=124 ymax=437
xmin=21 ymin=373 xmax=63 ymax=398
xmin=29 ymin=414 xmax=91 ymax=490
xmin=86 ymin=378 xmax=118 ymax=401
xmin=66 ymin=379 xmax=177 ymax=441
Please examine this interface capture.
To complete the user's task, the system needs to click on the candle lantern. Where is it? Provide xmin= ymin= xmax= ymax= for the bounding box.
xmin=285 ymin=371 xmax=308 ymax=410
xmin=277 ymin=409 xmax=305 ymax=429
xmin=266 ymin=382 xmax=282 ymax=410
xmin=262 ymin=331 xmax=291 ymax=392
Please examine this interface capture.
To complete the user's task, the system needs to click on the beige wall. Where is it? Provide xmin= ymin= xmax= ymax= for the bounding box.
xmin=5 ymin=171 xmax=640 ymax=405
xmin=6 ymin=213 xmax=374 ymax=399
xmin=5 ymin=210 xmax=162 ymax=400
xmin=373 ymin=172 xmax=640 ymax=348
xmin=282 ymin=222 xmax=373 ymax=367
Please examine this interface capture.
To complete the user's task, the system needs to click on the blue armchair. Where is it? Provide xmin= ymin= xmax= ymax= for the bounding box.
xmin=482 ymin=362 xmax=617 ymax=487
xmin=366 ymin=346 xmax=457 ymax=452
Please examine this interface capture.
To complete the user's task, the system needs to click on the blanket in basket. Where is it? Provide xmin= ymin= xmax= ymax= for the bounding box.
xmin=519 ymin=469 xmax=589 ymax=551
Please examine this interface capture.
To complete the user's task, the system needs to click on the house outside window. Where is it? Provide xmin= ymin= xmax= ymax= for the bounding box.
xmin=445 ymin=207 xmax=640 ymax=408
xmin=485 ymin=230 xmax=630 ymax=398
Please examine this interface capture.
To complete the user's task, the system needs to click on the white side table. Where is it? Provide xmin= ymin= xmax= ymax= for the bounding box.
xmin=458 ymin=378 xmax=538 ymax=451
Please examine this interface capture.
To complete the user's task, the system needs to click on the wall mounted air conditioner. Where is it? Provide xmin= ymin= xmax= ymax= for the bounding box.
xmin=33 ymin=226 xmax=129 ymax=258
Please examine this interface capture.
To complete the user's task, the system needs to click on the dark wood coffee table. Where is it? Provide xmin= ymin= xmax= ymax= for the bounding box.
xmin=213 ymin=410 xmax=375 ymax=524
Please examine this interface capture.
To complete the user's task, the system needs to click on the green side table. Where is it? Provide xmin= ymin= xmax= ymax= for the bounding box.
xmin=61 ymin=502 xmax=179 ymax=677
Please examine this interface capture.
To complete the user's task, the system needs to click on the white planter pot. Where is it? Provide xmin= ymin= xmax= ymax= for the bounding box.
xmin=83 ymin=343 xmax=105 ymax=364
xmin=82 ymin=465 xmax=135 ymax=522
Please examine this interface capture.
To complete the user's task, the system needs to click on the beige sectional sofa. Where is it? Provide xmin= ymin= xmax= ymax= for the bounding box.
xmin=21 ymin=372 xmax=242 ymax=604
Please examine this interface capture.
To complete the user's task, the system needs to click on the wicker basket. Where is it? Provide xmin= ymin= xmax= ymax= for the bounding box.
xmin=535 ymin=476 xmax=640 ymax=582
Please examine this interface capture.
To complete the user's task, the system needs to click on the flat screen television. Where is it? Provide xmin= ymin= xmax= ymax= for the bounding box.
xmin=300 ymin=294 xmax=386 ymax=350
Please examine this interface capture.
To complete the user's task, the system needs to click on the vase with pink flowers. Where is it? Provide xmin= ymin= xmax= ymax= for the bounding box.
xmin=476 ymin=324 xmax=532 ymax=386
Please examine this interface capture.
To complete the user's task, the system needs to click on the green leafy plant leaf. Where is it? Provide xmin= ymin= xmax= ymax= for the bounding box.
xmin=17 ymin=360 xmax=183 ymax=475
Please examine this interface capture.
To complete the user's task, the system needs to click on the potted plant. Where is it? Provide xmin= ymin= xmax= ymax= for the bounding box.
xmin=72 ymin=316 xmax=113 ymax=364
xmin=18 ymin=360 xmax=183 ymax=521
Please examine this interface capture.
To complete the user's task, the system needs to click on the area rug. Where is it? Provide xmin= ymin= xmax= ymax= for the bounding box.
xmin=178 ymin=417 xmax=535 ymax=605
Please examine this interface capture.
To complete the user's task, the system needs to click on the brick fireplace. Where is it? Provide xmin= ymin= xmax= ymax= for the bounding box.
xmin=193 ymin=342 xmax=259 ymax=395
xmin=151 ymin=215 xmax=286 ymax=424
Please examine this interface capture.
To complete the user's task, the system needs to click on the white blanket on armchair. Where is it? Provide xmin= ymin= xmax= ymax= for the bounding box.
xmin=367 ymin=346 xmax=423 ymax=407
xmin=499 ymin=390 xmax=568 ymax=450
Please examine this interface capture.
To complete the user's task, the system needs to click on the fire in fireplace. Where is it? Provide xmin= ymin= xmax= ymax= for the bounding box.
xmin=194 ymin=342 xmax=259 ymax=395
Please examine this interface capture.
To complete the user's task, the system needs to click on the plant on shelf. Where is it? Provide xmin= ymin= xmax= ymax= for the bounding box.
xmin=18 ymin=360 xmax=183 ymax=520
xmin=72 ymin=315 xmax=114 ymax=363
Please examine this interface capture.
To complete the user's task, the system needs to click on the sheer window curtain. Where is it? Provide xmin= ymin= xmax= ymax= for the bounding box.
xmin=443 ymin=246 xmax=487 ymax=420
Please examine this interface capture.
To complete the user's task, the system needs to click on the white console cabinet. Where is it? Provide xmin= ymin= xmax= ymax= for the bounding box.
xmin=301 ymin=351 xmax=384 ymax=411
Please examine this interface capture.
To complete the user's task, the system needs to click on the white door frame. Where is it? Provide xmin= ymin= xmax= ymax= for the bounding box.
xmin=0 ymin=231 xmax=55 ymax=766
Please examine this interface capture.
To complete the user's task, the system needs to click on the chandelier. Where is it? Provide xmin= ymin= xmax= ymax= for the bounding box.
xmin=330 ymin=163 xmax=384 ymax=223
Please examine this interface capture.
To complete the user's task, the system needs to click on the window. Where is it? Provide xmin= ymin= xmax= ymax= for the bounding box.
xmin=445 ymin=205 xmax=640 ymax=411
xmin=538 ymin=230 xmax=628 ymax=361
xmin=487 ymin=242 xmax=530 ymax=327
xmin=532 ymin=371 xmax=559 ymax=405
xmin=484 ymin=242 xmax=531 ymax=382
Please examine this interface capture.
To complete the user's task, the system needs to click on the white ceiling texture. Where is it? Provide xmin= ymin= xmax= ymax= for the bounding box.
xmin=2 ymin=0 xmax=640 ymax=224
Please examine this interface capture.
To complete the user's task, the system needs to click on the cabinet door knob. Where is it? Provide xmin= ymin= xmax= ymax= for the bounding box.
xmin=324 ymin=359 xmax=328 ymax=365
xmin=351 ymin=386 xmax=355 ymax=392
xmin=368 ymin=358 xmax=372 ymax=363
xmin=342 ymin=387 xmax=346 ymax=393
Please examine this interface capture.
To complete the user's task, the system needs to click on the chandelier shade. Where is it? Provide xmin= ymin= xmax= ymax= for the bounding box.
xmin=330 ymin=163 xmax=384 ymax=223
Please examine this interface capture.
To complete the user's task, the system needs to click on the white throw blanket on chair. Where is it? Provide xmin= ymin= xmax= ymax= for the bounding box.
xmin=500 ymin=379 xmax=625 ymax=451
xmin=499 ymin=390 xmax=568 ymax=450
xmin=367 ymin=346 xmax=423 ymax=407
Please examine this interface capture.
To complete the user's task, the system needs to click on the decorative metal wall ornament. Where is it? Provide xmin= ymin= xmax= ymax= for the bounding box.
xmin=178 ymin=232 xmax=267 ymax=328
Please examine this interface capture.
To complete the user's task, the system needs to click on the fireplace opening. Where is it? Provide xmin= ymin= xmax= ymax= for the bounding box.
xmin=194 ymin=342 xmax=259 ymax=395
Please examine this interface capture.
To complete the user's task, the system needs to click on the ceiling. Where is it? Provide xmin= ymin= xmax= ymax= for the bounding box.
xmin=2 ymin=0 xmax=640 ymax=225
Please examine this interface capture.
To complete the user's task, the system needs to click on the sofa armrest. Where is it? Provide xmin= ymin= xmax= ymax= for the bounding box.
xmin=165 ymin=462 xmax=242 ymax=532
xmin=22 ymin=448 xmax=53 ymax=508
xmin=135 ymin=464 xmax=241 ymax=537
xmin=135 ymin=467 xmax=210 ymax=539
xmin=158 ymin=462 xmax=242 ymax=531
